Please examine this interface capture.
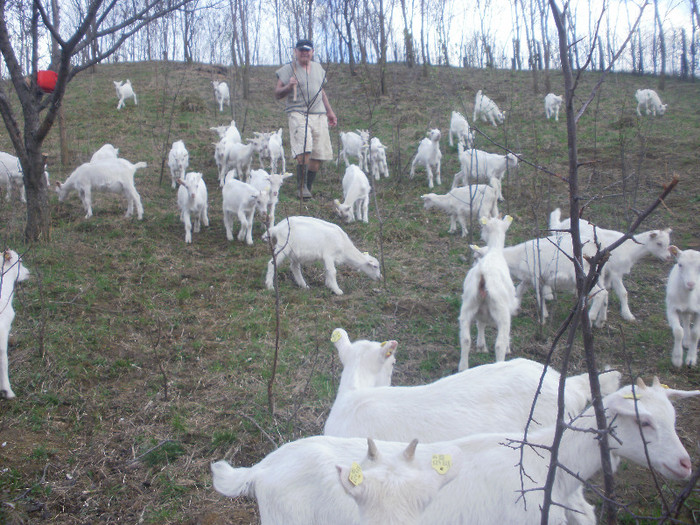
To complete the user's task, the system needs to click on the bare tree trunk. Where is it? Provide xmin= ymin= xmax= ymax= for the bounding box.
xmin=655 ymin=0 xmax=666 ymax=89
xmin=378 ymin=0 xmax=387 ymax=94
xmin=420 ymin=0 xmax=428 ymax=76
xmin=238 ymin=0 xmax=250 ymax=99
xmin=680 ymin=29 xmax=689 ymax=79
xmin=400 ymin=0 xmax=414 ymax=67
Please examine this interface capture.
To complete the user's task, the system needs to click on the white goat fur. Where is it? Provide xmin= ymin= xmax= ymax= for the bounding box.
xmin=177 ymin=172 xmax=209 ymax=244
xmin=254 ymin=128 xmax=287 ymax=174
xmin=458 ymin=216 xmax=517 ymax=370
xmin=473 ymin=89 xmax=505 ymax=127
xmin=0 ymin=152 xmax=50 ymax=203
xmin=367 ymin=137 xmax=389 ymax=180
xmin=212 ymin=81 xmax=231 ymax=112
xmin=338 ymin=130 xmax=369 ymax=169
xmin=501 ymin=233 xmax=610 ymax=327
xmin=544 ymin=93 xmax=563 ymax=121
xmin=421 ymin=182 xmax=498 ymax=237
xmin=113 ymin=80 xmax=137 ymax=110
xmin=0 ymin=250 xmax=30 ymax=399
xmin=409 ymin=129 xmax=442 ymax=189
xmin=220 ymin=141 xmax=255 ymax=185
xmin=635 ymin=88 xmax=667 ymax=116
xmin=249 ymin=169 xmax=292 ymax=227
xmin=211 ymin=121 xmax=242 ymax=185
xmin=453 ymin=143 xmax=518 ymax=201
xmin=334 ymin=165 xmax=371 ymax=224
xmin=448 ymin=111 xmax=473 ymax=148
xmin=213 ymin=379 xmax=696 ymax=525
xmin=550 ymin=208 xmax=672 ymax=321
xmin=263 ymin=216 xmax=381 ymax=295
xmin=90 ymin=144 xmax=119 ymax=163
xmin=666 ymin=247 xmax=700 ymax=367
xmin=168 ymin=140 xmax=189 ymax=189
xmin=337 ymin=439 xmax=462 ymax=525
xmin=56 ymin=158 xmax=146 ymax=220
xmin=222 ymin=177 xmax=267 ymax=245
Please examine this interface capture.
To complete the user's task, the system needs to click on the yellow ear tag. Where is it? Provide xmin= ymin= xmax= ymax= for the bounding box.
xmin=623 ymin=393 xmax=642 ymax=400
xmin=380 ymin=341 xmax=393 ymax=357
xmin=660 ymin=384 xmax=669 ymax=389
xmin=331 ymin=329 xmax=342 ymax=343
xmin=348 ymin=462 xmax=364 ymax=486
xmin=431 ymin=454 xmax=452 ymax=475
xmin=480 ymin=217 xmax=488 ymax=225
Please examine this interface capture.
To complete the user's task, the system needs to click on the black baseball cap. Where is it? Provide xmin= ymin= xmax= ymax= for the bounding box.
xmin=296 ymin=39 xmax=313 ymax=51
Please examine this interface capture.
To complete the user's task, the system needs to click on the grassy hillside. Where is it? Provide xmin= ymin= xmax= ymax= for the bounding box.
xmin=0 ymin=60 xmax=698 ymax=524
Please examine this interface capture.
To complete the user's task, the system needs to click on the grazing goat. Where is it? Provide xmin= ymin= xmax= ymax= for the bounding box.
xmin=544 ymin=93 xmax=563 ymax=121
xmin=326 ymin=334 xmax=621 ymax=443
xmin=168 ymin=140 xmax=189 ymax=189
xmin=635 ymin=88 xmax=667 ymax=116
xmin=453 ymin=143 xmax=518 ymax=200
xmin=410 ymin=129 xmax=442 ymax=189
xmin=0 ymin=250 xmax=30 ymax=399
xmin=212 ymin=80 xmax=230 ymax=112
xmin=263 ymin=216 xmax=380 ymax=295
xmin=90 ymin=144 xmax=119 ymax=163
xmin=473 ymin=89 xmax=505 ymax=127
xmin=550 ymin=208 xmax=672 ymax=321
xmin=666 ymin=246 xmax=700 ymax=367
xmin=420 ymin=182 xmax=499 ymax=238
xmin=213 ymin=378 xmax=692 ymax=525
xmin=177 ymin=172 xmax=209 ymax=244
xmin=0 ymin=152 xmax=50 ymax=203
xmin=56 ymin=158 xmax=146 ymax=220
xmin=334 ymin=165 xmax=371 ymax=224
xmin=249 ymin=169 xmax=293 ymax=227
xmin=366 ymin=137 xmax=389 ymax=180
xmin=448 ymin=111 xmax=473 ymax=148
xmin=501 ymin=233 xmax=609 ymax=327
xmin=338 ymin=130 xmax=369 ymax=169
xmin=222 ymin=177 xmax=268 ymax=245
xmin=458 ymin=215 xmax=517 ymax=369
xmin=114 ymin=80 xmax=137 ymax=110
xmin=337 ymin=439 xmax=462 ymax=525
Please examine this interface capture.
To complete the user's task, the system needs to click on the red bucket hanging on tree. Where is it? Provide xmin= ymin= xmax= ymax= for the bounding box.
xmin=37 ymin=70 xmax=57 ymax=93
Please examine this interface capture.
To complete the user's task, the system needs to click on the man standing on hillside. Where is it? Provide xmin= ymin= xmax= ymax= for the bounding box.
xmin=275 ymin=39 xmax=337 ymax=199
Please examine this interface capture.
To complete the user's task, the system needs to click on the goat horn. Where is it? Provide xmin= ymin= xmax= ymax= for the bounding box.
xmin=636 ymin=377 xmax=647 ymax=389
xmin=367 ymin=438 xmax=379 ymax=461
xmin=403 ymin=439 xmax=419 ymax=461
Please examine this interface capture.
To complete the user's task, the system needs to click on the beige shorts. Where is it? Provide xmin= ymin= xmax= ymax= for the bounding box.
xmin=288 ymin=112 xmax=334 ymax=161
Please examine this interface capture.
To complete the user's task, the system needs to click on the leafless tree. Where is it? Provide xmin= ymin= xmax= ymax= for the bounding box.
xmin=654 ymin=0 xmax=667 ymax=89
xmin=0 ymin=0 xmax=194 ymax=243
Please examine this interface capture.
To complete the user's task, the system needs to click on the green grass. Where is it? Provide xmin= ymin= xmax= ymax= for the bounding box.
xmin=0 ymin=61 xmax=698 ymax=523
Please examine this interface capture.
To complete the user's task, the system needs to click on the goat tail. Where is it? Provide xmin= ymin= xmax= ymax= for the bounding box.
xmin=549 ymin=208 xmax=562 ymax=230
xmin=133 ymin=162 xmax=148 ymax=172
xmin=211 ymin=460 xmax=256 ymax=498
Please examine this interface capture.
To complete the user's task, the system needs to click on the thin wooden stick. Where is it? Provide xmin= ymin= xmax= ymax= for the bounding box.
xmin=292 ymin=60 xmax=297 ymax=101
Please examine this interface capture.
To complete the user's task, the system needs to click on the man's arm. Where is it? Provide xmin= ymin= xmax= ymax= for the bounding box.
xmin=322 ymin=89 xmax=337 ymax=126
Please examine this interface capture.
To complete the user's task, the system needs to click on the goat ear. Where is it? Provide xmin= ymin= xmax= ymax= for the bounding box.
xmin=3 ymin=250 xmax=11 ymax=262
xmin=606 ymin=390 xmax=651 ymax=419
xmin=669 ymin=245 xmax=680 ymax=258
xmin=504 ymin=215 xmax=513 ymax=225
xmin=480 ymin=216 xmax=488 ymax=225
xmin=380 ymin=340 xmax=397 ymax=358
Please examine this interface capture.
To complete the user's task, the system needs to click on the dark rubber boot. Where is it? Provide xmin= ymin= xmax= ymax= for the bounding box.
xmin=296 ymin=165 xmax=312 ymax=199
xmin=306 ymin=170 xmax=317 ymax=193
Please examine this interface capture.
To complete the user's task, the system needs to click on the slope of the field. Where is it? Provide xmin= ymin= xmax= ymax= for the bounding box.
xmin=0 ymin=61 xmax=698 ymax=524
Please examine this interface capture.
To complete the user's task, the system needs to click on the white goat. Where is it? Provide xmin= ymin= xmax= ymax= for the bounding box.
xmin=0 ymin=152 xmax=50 ymax=203
xmin=458 ymin=215 xmax=517 ymax=369
xmin=220 ymin=141 xmax=255 ymax=185
xmin=222 ymin=177 xmax=267 ymax=245
xmin=0 ymin=250 xmax=30 ymax=399
xmin=453 ymin=143 xmax=518 ymax=201
xmin=666 ymin=246 xmax=700 ymax=367
xmin=90 ymin=144 xmax=119 ymax=163
xmin=409 ymin=129 xmax=442 ymax=189
xmin=334 ymin=165 xmax=371 ymax=224
xmin=326 ymin=333 xmax=621 ymax=442
xmin=176 ymin=172 xmax=208 ymax=244
xmin=502 ymin=233 xmax=609 ymax=327
xmin=213 ymin=378 xmax=694 ymax=525
xmin=210 ymin=120 xmax=241 ymax=141
xmin=366 ymin=137 xmax=389 ymax=181
xmin=448 ymin=111 xmax=473 ymax=148
xmin=56 ymin=158 xmax=146 ymax=220
xmin=212 ymin=80 xmax=231 ymax=112
xmin=337 ymin=438 xmax=462 ymax=525
xmin=249 ymin=169 xmax=292 ymax=227
xmin=212 ymin=121 xmax=242 ymax=185
xmin=168 ymin=140 xmax=189 ymax=189
xmin=338 ymin=130 xmax=369 ymax=169
xmin=550 ymin=208 xmax=672 ymax=321
xmin=113 ymin=80 xmax=137 ymax=110
xmin=421 ymin=182 xmax=498 ymax=238
xmin=635 ymin=88 xmax=667 ymax=116
xmin=267 ymin=128 xmax=286 ymax=174
xmin=473 ymin=89 xmax=505 ymax=127
xmin=263 ymin=216 xmax=381 ymax=295
xmin=544 ymin=93 xmax=563 ymax=121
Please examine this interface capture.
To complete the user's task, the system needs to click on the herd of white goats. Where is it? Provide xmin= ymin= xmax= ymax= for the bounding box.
xmin=0 ymin=78 xmax=698 ymax=524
